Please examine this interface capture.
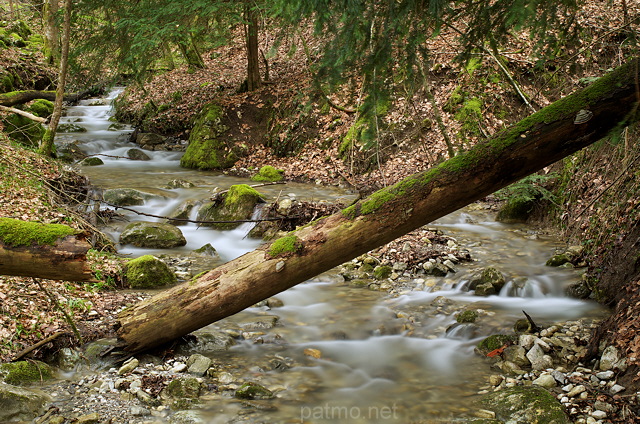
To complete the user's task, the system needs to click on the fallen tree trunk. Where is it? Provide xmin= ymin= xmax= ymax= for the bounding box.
xmin=117 ymin=58 xmax=640 ymax=353
xmin=0 ymin=88 xmax=97 ymax=108
xmin=0 ymin=219 xmax=98 ymax=282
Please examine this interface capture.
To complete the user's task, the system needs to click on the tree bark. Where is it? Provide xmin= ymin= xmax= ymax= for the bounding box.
xmin=117 ymin=58 xmax=640 ymax=354
xmin=39 ymin=0 xmax=72 ymax=157
xmin=244 ymin=2 xmax=261 ymax=91
xmin=43 ymin=0 xmax=60 ymax=66
xmin=0 ymin=236 xmax=98 ymax=282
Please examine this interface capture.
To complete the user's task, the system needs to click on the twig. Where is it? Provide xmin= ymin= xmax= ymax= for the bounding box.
xmin=12 ymin=331 xmax=67 ymax=362
xmin=522 ymin=310 xmax=541 ymax=333
xmin=0 ymin=105 xmax=47 ymax=123
xmin=32 ymin=278 xmax=83 ymax=344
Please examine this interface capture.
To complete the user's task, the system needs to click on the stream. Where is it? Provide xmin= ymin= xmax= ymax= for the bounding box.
xmin=49 ymin=89 xmax=609 ymax=423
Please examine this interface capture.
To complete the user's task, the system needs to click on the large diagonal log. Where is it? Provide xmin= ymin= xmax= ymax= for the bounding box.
xmin=117 ymin=58 xmax=640 ymax=353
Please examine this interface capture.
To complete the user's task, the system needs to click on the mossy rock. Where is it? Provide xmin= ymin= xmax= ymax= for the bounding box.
xmin=0 ymin=382 xmax=51 ymax=422
xmin=469 ymin=267 xmax=506 ymax=295
xmin=125 ymin=255 xmax=177 ymax=288
xmin=0 ymin=218 xmax=77 ymax=247
xmin=163 ymin=377 xmax=202 ymax=399
xmin=57 ymin=123 xmax=87 ymax=133
xmin=0 ymin=361 xmax=53 ymax=385
xmin=546 ymin=254 xmax=570 ymax=267
xmin=234 ymin=382 xmax=274 ymax=400
xmin=120 ymin=222 xmax=187 ymax=249
xmin=480 ymin=385 xmax=569 ymax=423
xmin=2 ymin=113 xmax=45 ymax=147
xmin=180 ymin=103 xmax=237 ymax=169
xmin=80 ymin=157 xmax=104 ymax=166
xmin=373 ymin=265 xmax=392 ymax=280
xmin=167 ymin=200 xmax=197 ymax=226
xmin=126 ymin=148 xmax=151 ymax=161
xmin=8 ymin=20 xmax=31 ymax=40
xmin=251 ymin=165 xmax=284 ymax=182
xmin=27 ymin=99 xmax=54 ymax=118
xmin=103 ymin=188 xmax=156 ymax=206
xmin=476 ymin=334 xmax=517 ymax=356
xmin=496 ymin=196 xmax=537 ymax=223
xmin=197 ymin=184 xmax=264 ymax=230
xmin=456 ymin=309 xmax=479 ymax=324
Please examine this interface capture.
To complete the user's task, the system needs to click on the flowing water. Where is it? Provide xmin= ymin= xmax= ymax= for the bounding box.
xmin=53 ymin=89 xmax=608 ymax=423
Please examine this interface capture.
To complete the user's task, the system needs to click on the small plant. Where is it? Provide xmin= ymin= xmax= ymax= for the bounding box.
xmin=495 ymin=173 xmax=559 ymax=205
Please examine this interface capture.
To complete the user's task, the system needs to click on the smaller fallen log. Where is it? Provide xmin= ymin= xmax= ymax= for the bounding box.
xmin=0 ymin=218 xmax=98 ymax=282
xmin=0 ymin=105 xmax=47 ymax=123
xmin=0 ymin=88 xmax=99 ymax=108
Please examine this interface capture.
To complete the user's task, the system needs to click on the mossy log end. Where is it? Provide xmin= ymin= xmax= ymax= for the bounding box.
xmin=0 ymin=219 xmax=98 ymax=282
xmin=117 ymin=58 xmax=640 ymax=354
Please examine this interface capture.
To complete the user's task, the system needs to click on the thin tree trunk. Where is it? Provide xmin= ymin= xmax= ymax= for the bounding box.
xmin=116 ymin=59 xmax=640 ymax=354
xmin=244 ymin=2 xmax=261 ymax=91
xmin=39 ymin=0 xmax=72 ymax=157
xmin=43 ymin=0 xmax=60 ymax=65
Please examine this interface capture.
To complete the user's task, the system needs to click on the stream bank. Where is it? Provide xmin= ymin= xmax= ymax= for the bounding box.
xmin=1 ymin=90 xmax=634 ymax=424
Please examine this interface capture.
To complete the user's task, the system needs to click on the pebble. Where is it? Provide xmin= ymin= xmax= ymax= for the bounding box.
xmin=595 ymin=370 xmax=614 ymax=380
xmin=591 ymin=410 xmax=607 ymax=419
xmin=610 ymin=384 xmax=625 ymax=394
xmin=567 ymin=385 xmax=586 ymax=397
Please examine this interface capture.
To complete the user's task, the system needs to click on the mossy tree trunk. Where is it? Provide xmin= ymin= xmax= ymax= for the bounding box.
xmin=244 ymin=2 xmax=261 ymax=91
xmin=43 ymin=0 xmax=60 ymax=66
xmin=0 ymin=90 xmax=93 ymax=108
xmin=39 ymin=0 xmax=72 ymax=157
xmin=117 ymin=58 xmax=640 ymax=354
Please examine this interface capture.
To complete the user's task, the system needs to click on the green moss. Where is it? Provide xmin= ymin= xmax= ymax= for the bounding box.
xmin=235 ymin=382 xmax=274 ymax=400
xmin=546 ymin=254 xmax=570 ymax=267
xmin=165 ymin=377 xmax=201 ymax=398
xmin=373 ymin=265 xmax=392 ymax=279
xmin=456 ymin=310 xmax=479 ymax=324
xmin=125 ymin=255 xmax=177 ymax=289
xmin=28 ymin=99 xmax=54 ymax=118
xmin=180 ymin=103 xmax=236 ymax=169
xmin=0 ymin=218 xmax=77 ymax=247
xmin=251 ymin=165 xmax=284 ymax=182
xmin=2 ymin=112 xmax=45 ymax=147
xmin=360 ymin=189 xmax=396 ymax=215
xmin=268 ymin=234 xmax=301 ymax=257
xmin=476 ymin=334 xmax=517 ymax=355
xmin=0 ymin=360 xmax=52 ymax=385
xmin=197 ymin=185 xmax=264 ymax=230
xmin=481 ymin=385 xmax=569 ymax=423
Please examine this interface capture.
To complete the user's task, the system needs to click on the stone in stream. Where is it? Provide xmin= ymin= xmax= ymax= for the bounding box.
xmin=79 ymin=156 xmax=104 ymax=166
xmin=120 ymin=221 xmax=187 ymax=248
xmin=481 ymin=385 xmax=570 ymax=423
xmin=197 ymin=184 xmax=265 ymax=230
xmin=469 ymin=266 xmax=506 ymax=296
xmin=180 ymin=103 xmax=236 ymax=170
xmin=192 ymin=243 xmax=218 ymax=258
xmin=0 ymin=383 xmax=51 ymax=422
xmin=126 ymin=148 xmax=151 ymax=161
xmin=136 ymin=132 xmax=166 ymax=149
xmin=167 ymin=200 xmax=197 ymax=226
xmin=186 ymin=354 xmax=212 ymax=376
xmin=235 ymin=382 xmax=274 ymax=400
xmin=103 ymin=188 xmax=158 ymax=206
xmin=0 ymin=360 xmax=52 ymax=385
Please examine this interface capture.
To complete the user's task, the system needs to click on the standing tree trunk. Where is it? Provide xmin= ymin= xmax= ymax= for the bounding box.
xmin=117 ymin=58 xmax=640 ymax=354
xmin=244 ymin=2 xmax=261 ymax=91
xmin=43 ymin=0 xmax=60 ymax=66
xmin=39 ymin=0 xmax=72 ymax=157
xmin=177 ymin=35 xmax=205 ymax=71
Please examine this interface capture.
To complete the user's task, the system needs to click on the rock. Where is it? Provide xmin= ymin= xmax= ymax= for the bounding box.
xmin=0 ymin=383 xmax=51 ymax=421
xmin=595 ymin=370 xmax=614 ymax=380
xmin=79 ymin=156 xmax=104 ymax=166
xmin=519 ymin=334 xmax=537 ymax=350
xmin=470 ymin=267 xmax=506 ymax=295
xmin=481 ymin=385 xmax=570 ymax=423
xmin=303 ymin=348 xmax=322 ymax=359
xmin=53 ymin=347 xmax=82 ymax=371
xmin=130 ymin=406 xmax=151 ymax=416
xmin=551 ymin=370 xmax=567 ymax=385
xmin=591 ymin=410 xmax=607 ymax=419
xmin=117 ymin=357 xmax=139 ymax=375
xmin=126 ymin=148 xmax=151 ymax=161
xmin=186 ymin=354 xmax=212 ymax=376
xmin=197 ymin=184 xmax=264 ymax=230
xmin=186 ymin=331 xmax=236 ymax=352
xmin=600 ymin=345 xmax=620 ymax=371
xmin=167 ymin=200 xmax=197 ymax=225
xmin=565 ymin=280 xmax=592 ymax=299
xmin=526 ymin=344 xmax=553 ymax=371
xmin=58 ymin=123 xmax=87 ymax=133
xmin=476 ymin=335 xmax=516 ymax=356
xmin=443 ymin=259 xmax=457 ymax=272
xmin=373 ymin=265 xmax=392 ymax=280
xmin=503 ymin=346 xmax=530 ymax=368
xmin=456 ymin=309 xmax=478 ymax=323
xmin=103 ymin=188 xmax=156 ymax=206
xmin=215 ymin=372 xmax=235 ymax=384
xmin=251 ymin=165 xmax=284 ymax=182
xmin=240 ymin=315 xmax=279 ymax=330
xmin=76 ymin=412 xmax=100 ymax=424
xmin=532 ymin=374 xmax=557 ymax=388
xmin=166 ymin=179 xmax=196 ymax=189
xmin=496 ymin=196 xmax=538 ymax=223
xmin=566 ymin=385 xmax=586 ymax=397
xmin=423 ymin=262 xmax=449 ymax=276
xmin=169 ymin=410 xmax=204 ymax=424
xmin=163 ymin=377 xmax=202 ymax=399
xmin=180 ymin=103 xmax=237 ymax=169
xmin=125 ymin=255 xmax=177 ymax=288
xmin=235 ymin=382 xmax=274 ymax=400
xmin=193 ymin=243 xmax=219 ymax=257
xmin=610 ymin=384 xmax=625 ymax=394
xmin=120 ymin=221 xmax=187 ymax=248
xmin=266 ymin=297 xmax=284 ymax=308
xmin=136 ymin=132 xmax=166 ymax=147
xmin=0 ymin=361 xmax=52 ymax=385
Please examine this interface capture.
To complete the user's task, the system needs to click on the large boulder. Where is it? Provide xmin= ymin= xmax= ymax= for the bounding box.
xmin=251 ymin=165 xmax=284 ymax=182
xmin=469 ymin=267 xmax=506 ymax=296
xmin=0 ymin=383 xmax=51 ymax=422
xmin=197 ymin=184 xmax=264 ymax=230
xmin=481 ymin=385 xmax=569 ymax=423
xmin=0 ymin=361 xmax=52 ymax=385
xmin=180 ymin=103 xmax=237 ymax=169
xmin=125 ymin=255 xmax=177 ymax=288
xmin=120 ymin=221 xmax=187 ymax=248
